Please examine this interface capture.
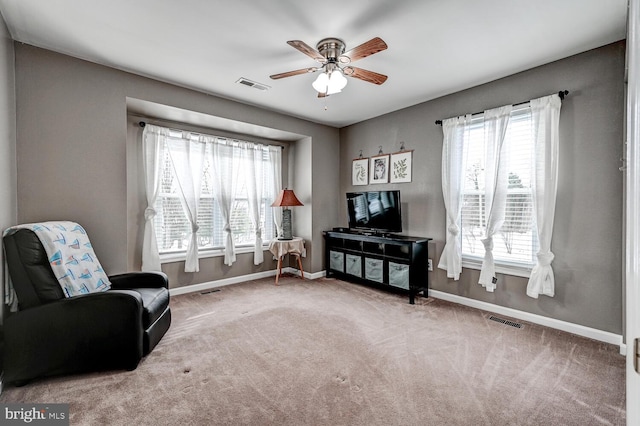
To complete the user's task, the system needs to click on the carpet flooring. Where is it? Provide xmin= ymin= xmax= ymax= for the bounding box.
xmin=0 ymin=276 xmax=626 ymax=425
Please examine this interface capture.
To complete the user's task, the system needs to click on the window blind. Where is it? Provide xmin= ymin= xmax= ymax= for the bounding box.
xmin=460 ymin=107 xmax=537 ymax=267
xmin=153 ymin=136 xmax=277 ymax=255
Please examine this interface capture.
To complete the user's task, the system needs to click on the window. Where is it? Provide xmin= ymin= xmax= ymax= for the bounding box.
xmin=440 ymin=93 xmax=561 ymax=294
xmin=460 ymin=107 xmax=537 ymax=272
xmin=151 ymin=129 xmax=279 ymax=256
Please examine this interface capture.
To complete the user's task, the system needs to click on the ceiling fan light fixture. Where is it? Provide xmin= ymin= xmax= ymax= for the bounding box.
xmin=328 ymin=69 xmax=348 ymax=94
xmin=313 ymin=68 xmax=348 ymax=95
xmin=312 ymin=72 xmax=329 ymax=93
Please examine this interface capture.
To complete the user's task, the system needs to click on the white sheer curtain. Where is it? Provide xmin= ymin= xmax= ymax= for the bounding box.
xmin=242 ymin=142 xmax=265 ymax=264
xmin=210 ymin=140 xmax=240 ymax=266
xmin=141 ymin=124 xmax=167 ymax=272
xmin=166 ymin=134 xmax=206 ymax=272
xmin=438 ymin=115 xmax=471 ymax=280
xmin=269 ymin=146 xmax=283 ymax=238
xmin=526 ymin=94 xmax=561 ymax=298
xmin=478 ymin=105 xmax=513 ymax=292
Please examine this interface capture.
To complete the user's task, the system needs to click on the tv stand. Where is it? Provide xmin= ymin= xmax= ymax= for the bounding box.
xmin=323 ymin=230 xmax=432 ymax=304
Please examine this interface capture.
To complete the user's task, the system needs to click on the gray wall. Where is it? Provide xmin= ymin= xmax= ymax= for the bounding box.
xmin=339 ymin=41 xmax=625 ymax=334
xmin=10 ymin=39 xmax=625 ymax=334
xmin=14 ymin=44 xmax=340 ymax=289
xmin=0 ymin=16 xmax=16 ymax=318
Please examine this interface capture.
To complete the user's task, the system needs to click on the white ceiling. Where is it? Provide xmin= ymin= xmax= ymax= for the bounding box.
xmin=0 ymin=0 xmax=628 ymax=128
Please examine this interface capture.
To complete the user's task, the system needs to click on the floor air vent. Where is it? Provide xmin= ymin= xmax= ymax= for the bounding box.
xmin=489 ymin=315 xmax=523 ymax=328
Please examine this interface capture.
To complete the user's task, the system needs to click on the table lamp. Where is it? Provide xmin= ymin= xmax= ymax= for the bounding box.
xmin=271 ymin=188 xmax=303 ymax=240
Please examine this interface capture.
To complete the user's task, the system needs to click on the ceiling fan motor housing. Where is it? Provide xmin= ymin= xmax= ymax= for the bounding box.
xmin=316 ymin=38 xmax=346 ymax=64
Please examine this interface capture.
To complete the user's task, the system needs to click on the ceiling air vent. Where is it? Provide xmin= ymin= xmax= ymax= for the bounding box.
xmin=236 ymin=77 xmax=270 ymax=91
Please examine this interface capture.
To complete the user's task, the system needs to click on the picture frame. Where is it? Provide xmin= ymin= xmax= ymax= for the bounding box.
xmin=390 ymin=150 xmax=413 ymax=183
xmin=370 ymin=154 xmax=390 ymax=184
xmin=352 ymin=158 xmax=369 ymax=186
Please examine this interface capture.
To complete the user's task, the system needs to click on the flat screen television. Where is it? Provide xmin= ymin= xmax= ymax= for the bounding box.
xmin=346 ymin=190 xmax=402 ymax=234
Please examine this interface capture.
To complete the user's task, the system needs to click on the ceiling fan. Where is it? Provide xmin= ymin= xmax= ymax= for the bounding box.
xmin=270 ymin=37 xmax=388 ymax=97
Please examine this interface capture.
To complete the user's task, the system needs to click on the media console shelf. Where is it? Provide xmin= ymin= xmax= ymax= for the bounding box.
xmin=323 ymin=229 xmax=432 ymax=304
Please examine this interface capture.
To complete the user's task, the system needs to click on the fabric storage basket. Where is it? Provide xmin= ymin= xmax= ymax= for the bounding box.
xmin=388 ymin=261 xmax=410 ymax=290
xmin=364 ymin=257 xmax=384 ymax=283
xmin=329 ymin=250 xmax=344 ymax=273
xmin=345 ymin=254 xmax=362 ymax=278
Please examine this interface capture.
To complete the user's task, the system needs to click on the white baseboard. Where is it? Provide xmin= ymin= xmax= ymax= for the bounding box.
xmin=429 ymin=289 xmax=626 ymax=355
xmin=303 ymin=269 xmax=326 ymax=280
xmin=170 ymin=270 xmax=276 ymax=296
xmin=169 ymin=268 xmax=325 ymax=296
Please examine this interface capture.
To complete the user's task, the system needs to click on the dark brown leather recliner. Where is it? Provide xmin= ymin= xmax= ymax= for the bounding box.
xmin=2 ymin=228 xmax=171 ymax=385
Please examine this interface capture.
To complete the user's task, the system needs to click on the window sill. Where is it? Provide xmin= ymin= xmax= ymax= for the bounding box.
xmin=160 ymin=245 xmax=269 ymax=264
xmin=462 ymin=258 xmax=532 ymax=279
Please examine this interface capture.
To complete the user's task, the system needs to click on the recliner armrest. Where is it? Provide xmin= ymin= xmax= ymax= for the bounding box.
xmin=109 ymin=271 xmax=169 ymax=290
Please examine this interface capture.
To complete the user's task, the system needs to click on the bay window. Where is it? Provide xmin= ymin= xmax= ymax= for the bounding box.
xmin=141 ymin=123 xmax=281 ymax=272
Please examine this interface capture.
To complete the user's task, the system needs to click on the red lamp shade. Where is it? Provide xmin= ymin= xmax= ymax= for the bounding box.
xmin=271 ymin=189 xmax=303 ymax=207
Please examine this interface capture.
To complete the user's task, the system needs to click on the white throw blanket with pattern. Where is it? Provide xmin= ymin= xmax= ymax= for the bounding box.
xmin=4 ymin=221 xmax=111 ymax=297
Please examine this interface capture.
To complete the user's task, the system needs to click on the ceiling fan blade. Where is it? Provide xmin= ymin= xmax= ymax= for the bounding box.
xmin=270 ymin=67 xmax=317 ymax=80
xmin=339 ymin=37 xmax=387 ymax=64
xmin=343 ymin=66 xmax=388 ymax=85
xmin=317 ymin=92 xmax=328 ymax=98
xmin=287 ymin=40 xmax=327 ymax=63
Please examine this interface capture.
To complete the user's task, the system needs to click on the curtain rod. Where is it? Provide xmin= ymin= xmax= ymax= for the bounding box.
xmin=434 ymin=90 xmax=569 ymax=126
xmin=138 ymin=121 xmax=285 ymax=149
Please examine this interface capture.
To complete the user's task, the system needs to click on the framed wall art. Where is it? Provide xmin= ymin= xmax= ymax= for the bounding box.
xmin=390 ymin=150 xmax=413 ymax=183
xmin=370 ymin=154 xmax=390 ymax=184
xmin=352 ymin=158 xmax=369 ymax=186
